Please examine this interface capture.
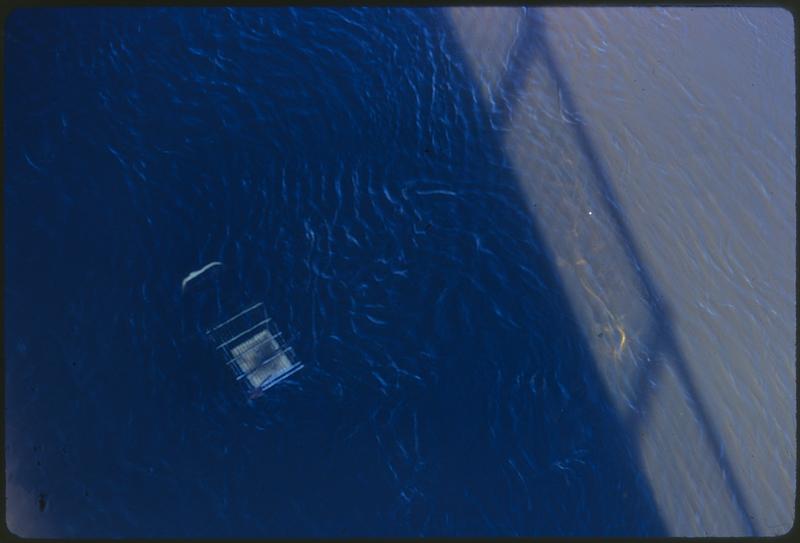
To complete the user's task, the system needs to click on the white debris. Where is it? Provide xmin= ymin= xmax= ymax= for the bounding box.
xmin=181 ymin=261 xmax=223 ymax=292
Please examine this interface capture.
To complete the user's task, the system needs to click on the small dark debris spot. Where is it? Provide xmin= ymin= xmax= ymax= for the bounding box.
xmin=38 ymin=493 xmax=47 ymax=512
xmin=597 ymin=332 xmax=604 ymax=338
xmin=36 ymin=460 xmax=41 ymax=467
xmin=425 ymin=222 xmax=433 ymax=231
xmin=424 ymin=147 xmax=432 ymax=155
xmin=84 ymin=490 xmax=89 ymax=498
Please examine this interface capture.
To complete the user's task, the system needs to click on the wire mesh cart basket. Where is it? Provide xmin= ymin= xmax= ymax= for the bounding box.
xmin=206 ymin=302 xmax=303 ymax=399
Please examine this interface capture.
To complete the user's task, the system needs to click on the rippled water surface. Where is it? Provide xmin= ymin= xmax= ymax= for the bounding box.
xmin=4 ymin=7 xmax=794 ymax=537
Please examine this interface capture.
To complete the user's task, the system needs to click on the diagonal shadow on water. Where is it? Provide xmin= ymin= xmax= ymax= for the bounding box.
xmin=476 ymin=6 xmax=757 ymax=535
xmin=385 ymin=8 xmax=674 ymax=536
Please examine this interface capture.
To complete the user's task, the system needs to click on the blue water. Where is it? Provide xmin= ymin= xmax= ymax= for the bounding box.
xmin=5 ymin=8 xmax=668 ymax=537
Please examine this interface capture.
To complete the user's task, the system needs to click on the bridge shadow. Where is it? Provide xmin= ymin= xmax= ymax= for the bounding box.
xmin=462 ymin=6 xmax=757 ymax=535
xmin=331 ymin=8 xmax=674 ymax=536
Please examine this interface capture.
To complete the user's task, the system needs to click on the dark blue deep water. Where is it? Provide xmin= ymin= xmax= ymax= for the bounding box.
xmin=5 ymin=8 xmax=668 ymax=537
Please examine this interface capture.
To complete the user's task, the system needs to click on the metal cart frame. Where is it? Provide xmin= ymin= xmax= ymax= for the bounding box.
xmin=206 ymin=302 xmax=303 ymax=398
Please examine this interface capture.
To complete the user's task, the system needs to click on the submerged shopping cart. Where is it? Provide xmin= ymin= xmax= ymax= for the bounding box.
xmin=206 ymin=302 xmax=304 ymax=399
